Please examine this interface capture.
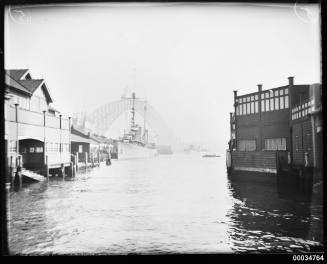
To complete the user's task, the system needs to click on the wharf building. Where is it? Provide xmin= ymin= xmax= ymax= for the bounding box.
xmin=227 ymin=77 xmax=322 ymax=183
xmin=4 ymin=69 xmax=72 ymax=182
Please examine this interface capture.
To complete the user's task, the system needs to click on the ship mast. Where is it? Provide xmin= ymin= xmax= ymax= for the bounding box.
xmin=131 ymin=92 xmax=136 ymax=128
xmin=143 ymin=103 xmax=147 ymax=144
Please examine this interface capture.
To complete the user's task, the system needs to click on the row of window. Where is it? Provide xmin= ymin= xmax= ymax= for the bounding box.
xmin=10 ymin=95 xmax=48 ymax=112
xmin=8 ymin=140 xmax=16 ymax=153
xmin=21 ymin=147 xmax=44 ymax=153
xmin=9 ymin=143 xmax=70 ymax=154
xmin=46 ymin=143 xmax=70 ymax=153
xmin=238 ymin=138 xmax=287 ymax=151
xmin=236 ymin=88 xmax=289 ymax=116
xmin=11 ymin=95 xmax=30 ymax=110
xmin=291 ymin=100 xmax=313 ymax=120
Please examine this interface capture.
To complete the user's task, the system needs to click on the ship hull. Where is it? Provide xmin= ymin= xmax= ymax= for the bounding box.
xmin=117 ymin=142 xmax=158 ymax=160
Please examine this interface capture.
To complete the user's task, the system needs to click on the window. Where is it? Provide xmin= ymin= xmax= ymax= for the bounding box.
xmin=255 ymin=101 xmax=258 ymax=113
xmin=261 ymin=100 xmax=265 ymax=112
xmin=285 ymin=88 xmax=288 ymax=95
xmin=240 ymin=104 xmax=243 ymax=115
xmin=270 ymin=98 xmax=274 ymax=111
xmin=274 ymin=90 xmax=279 ymax=96
xmin=239 ymin=140 xmax=256 ymax=151
xmin=285 ymin=96 xmax=289 ymax=108
xmin=79 ymin=145 xmax=83 ymax=153
xmin=280 ymin=89 xmax=284 ymax=96
xmin=29 ymin=147 xmax=35 ymax=153
xmin=280 ymin=96 xmax=284 ymax=109
xmin=9 ymin=141 xmax=17 ymax=153
xmin=264 ymin=138 xmax=287 ymax=150
xmin=275 ymin=97 xmax=279 ymax=110
xmin=36 ymin=147 xmax=43 ymax=153
xmin=243 ymin=104 xmax=246 ymax=115
xmin=251 ymin=102 xmax=254 ymax=114
xmin=247 ymin=103 xmax=250 ymax=114
xmin=237 ymin=105 xmax=240 ymax=115
xmin=267 ymin=99 xmax=271 ymax=111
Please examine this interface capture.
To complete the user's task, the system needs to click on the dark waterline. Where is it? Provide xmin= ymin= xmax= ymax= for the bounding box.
xmin=7 ymin=153 xmax=323 ymax=254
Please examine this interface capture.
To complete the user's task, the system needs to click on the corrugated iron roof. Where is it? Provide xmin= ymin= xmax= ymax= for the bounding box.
xmin=5 ymin=74 xmax=32 ymax=95
xmin=17 ymin=79 xmax=44 ymax=94
xmin=5 ymin=69 xmax=29 ymax=80
xmin=5 ymin=69 xmax=54 ymax=103
xmin=71 ymin=133 xmax=90 ymax=144
xmin=48 ymin=105 xmax=60 ymax=113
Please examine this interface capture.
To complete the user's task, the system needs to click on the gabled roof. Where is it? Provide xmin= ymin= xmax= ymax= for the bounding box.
xmin=71 ymin=126 xmax=90 ymax=139
xmin=71 ymin=133 xmax=90 ymax=144
xmin=5 ymin=74 xmax=32 ymax=95
xmin=5 ymin=69 xmax=54 ymax=103
xmin=89 ymin=135 xmax=101 ymax=144
xmin=17 ymin=79 xmax=44 ymax=94
xmin=5 ymin=69 xmax=29 ymax=80
xmin=48 ymin=105 xmax=60 ymax=113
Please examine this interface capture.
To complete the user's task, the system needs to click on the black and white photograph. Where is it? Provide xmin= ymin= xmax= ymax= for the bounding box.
xmin=2 ymin=1 xmax=324 ymax=256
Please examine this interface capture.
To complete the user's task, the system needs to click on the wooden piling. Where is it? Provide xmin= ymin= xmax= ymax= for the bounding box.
xmin=75 ymin=153 xmax=79 ymax=171
xmin=85 ymin=152 xmax=88 ymax=168
xmin=45 ymin=155 xmax=49 ymax=179
xmin=68 ymin=162 xmax=74 ymax=177
xmin=106 ymin=153 xmax=111 ymax=166
xmin=14 ymin=158 xmax=22 ymax=190
xmin=9 ymin=156 xmax=13 ymax=188
xmin=60 ymin=163 xmax=65 ymax=179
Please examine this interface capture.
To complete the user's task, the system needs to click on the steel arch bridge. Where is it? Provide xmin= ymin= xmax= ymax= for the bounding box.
xmin=73 ymin=97 xmax=175 ymax=145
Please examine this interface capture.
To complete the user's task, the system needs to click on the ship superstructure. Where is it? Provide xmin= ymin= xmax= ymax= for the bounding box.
xmin=117 ymin=93 xmax=157 ymax=159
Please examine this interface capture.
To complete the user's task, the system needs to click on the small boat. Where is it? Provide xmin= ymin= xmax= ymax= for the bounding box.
xmin=202 ymin=153 xmax=220 ymax=158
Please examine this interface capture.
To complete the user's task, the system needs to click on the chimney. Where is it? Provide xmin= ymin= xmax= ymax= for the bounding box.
xmin=257 ymin=84 xmax=262 ymax=92
xmin=233 ymin=90 xmax=238 ymax=99
xmin=288 ymin=76 xmax=294 ymax=86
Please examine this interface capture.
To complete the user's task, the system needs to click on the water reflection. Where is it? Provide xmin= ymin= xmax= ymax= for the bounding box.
xmin=6 ymin=154 xmax=324 ymax=254
xmin=227 ymin=172 xmax=323 ymax=253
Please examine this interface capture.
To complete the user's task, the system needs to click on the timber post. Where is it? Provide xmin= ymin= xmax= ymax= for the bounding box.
xmin=85 ymin=152 xmax=88 ymax=168
xmin=9 ymin=156 xmax=14 ymax=188
xmin=76 ymin=152 xmax=79 ymax=171
xmin=69 ymin=162 xmax=74 ymax=177
xmin=60 ymin=163 xmax=65 ymax=179
xmin=14 ymin=156 xmax=22 ymax=189
xmin=45 ymin=155 xmax=49 ymax=179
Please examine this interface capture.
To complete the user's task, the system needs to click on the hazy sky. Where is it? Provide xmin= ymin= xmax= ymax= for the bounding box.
xmin=5 ymin=3 xmax=320 ymax=151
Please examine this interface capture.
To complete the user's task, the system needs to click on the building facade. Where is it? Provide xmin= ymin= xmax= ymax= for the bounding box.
xmin=5 ymin=69 xmax=71 ymax=178
xmin=228 ymin=77 xmax=322 ymax=175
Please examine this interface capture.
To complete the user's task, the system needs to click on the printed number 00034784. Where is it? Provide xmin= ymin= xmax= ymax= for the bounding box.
xmin=293 ymin=255 xmax=324 ymax=261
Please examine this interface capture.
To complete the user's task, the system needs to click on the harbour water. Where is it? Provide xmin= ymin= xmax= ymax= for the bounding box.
xmin=6 ymin=153 xmax=323 ymax=254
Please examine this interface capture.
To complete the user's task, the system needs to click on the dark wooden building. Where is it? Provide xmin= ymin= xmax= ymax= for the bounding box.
xmin=70 ymin=126 xmax=101 ymax=163
xmin=227 ymin=77 xmax=322 ymax=176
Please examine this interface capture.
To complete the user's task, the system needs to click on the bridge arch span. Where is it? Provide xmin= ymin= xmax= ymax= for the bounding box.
xmin=74 ymin=98 xmax=175 ymax=146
